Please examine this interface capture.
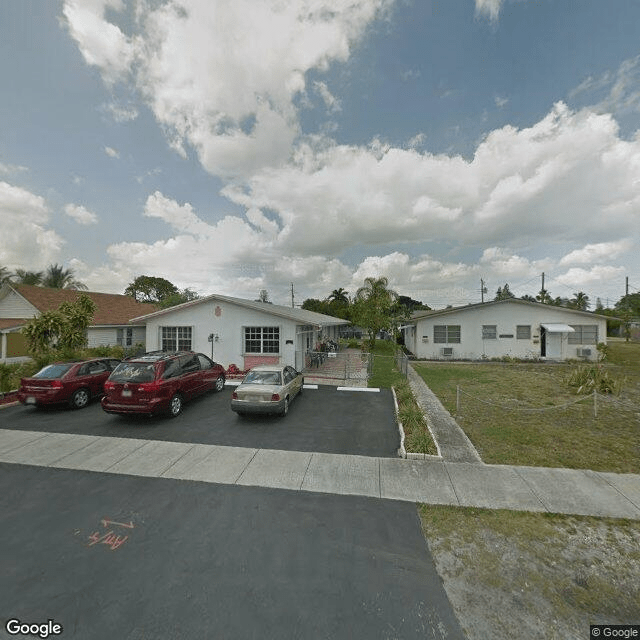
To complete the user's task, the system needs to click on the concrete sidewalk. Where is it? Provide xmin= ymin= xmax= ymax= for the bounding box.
xmin=1 ymin=428 xmax=639 ymax=520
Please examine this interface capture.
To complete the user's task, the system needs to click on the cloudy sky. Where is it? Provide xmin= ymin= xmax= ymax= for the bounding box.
xmin=1 ymin=0 xmax=639 ymax=308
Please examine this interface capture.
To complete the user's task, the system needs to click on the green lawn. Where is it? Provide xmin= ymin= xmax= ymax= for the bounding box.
xmin=412 ymin=339 xmax=640 ymax=472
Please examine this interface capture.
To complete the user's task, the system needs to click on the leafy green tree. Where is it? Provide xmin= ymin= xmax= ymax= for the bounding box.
xmin=351 ymin=277 xmax=398 ymax=347
xmin=536 ymin=288 xmax=552 ymax=304
xmin=157 ymin=288 xmax=200 ymax=309
xmin=520 ymin=294 xmax=537 ymax=302
xmin=12 ymin=269 xmax=44 ymax=285
xmin=124 ymin=275 xmax=179 ymax=303
xmin=615 ymin=293 xmax=640 ymax=316
xmin=494 ymin=283 xmax=515 ymax=301
xmin=301 ymin=298 xmax=333 ymax=315
xmin=43 ymin=263 xmax=87 ymax=290
xmin=21 ymin=294 xmax=96 ymax=356
xmin=0 ymin=265 xmax=12 ymax=284
xmin=395 ymin=295 xmax=430 ymax=312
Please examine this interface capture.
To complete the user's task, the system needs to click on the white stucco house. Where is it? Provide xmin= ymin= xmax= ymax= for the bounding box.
xmin=129 ymin=294 xmax=351 ymax=371
xmin=0 ymin=283 xmax=156 ymax=363
xmin=402 ymin=298 xmax=607 ymax=361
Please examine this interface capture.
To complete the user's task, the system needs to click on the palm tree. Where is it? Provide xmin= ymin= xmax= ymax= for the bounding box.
xmin=42 ymin=263 xmax=87 ymax=290
xmin=12 ymin=269 xmax=44 ymax=286
xmin=327 ymin=288 xmax=349 ymax=305
xmin=570 ymin=291 xmax=590 ymax=311
xmin=355 ymin=276 xmax=397 ymax=303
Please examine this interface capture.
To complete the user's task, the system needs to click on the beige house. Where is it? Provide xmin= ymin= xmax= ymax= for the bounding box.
xmin=0 ymin=283 xmax=157 ymax=363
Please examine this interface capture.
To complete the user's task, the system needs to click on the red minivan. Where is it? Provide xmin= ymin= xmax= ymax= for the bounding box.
xmin=101 ymin=351 xmax=226 ymax=417
xmin=18 ymin=358 xmax=121 ymax=409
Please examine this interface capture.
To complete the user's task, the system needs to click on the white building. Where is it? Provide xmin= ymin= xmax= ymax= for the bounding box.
xmin=130 ymin=294 xmax=350 ymax=371
xmin=402 ymin=299 xmax=607 ymax=361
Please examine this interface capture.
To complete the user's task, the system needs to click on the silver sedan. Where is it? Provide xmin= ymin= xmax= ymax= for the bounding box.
xmin=231 ymin=364 xmax=304 ymax=416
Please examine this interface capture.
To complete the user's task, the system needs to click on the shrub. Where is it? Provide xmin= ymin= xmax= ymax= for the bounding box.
xmin=565 ymin=364 xmax=624 ymax=396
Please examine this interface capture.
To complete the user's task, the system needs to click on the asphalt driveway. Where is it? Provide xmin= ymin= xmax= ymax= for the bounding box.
xmin=0 ymin=463 xmax=465 ymax=640
xmin=0 ymin=386 xmax=399 ymax=457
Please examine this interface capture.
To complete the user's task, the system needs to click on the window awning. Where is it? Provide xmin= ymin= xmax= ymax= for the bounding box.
xmin=541 ymin=323 xmax=575 ymax=333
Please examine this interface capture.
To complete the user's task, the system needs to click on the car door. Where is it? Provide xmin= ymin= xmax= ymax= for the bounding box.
xmin=86 ymin=360 xmax=110 ymax=396
xmin=178 ymin=354 xmax=202 ymax=399
xmin=284 ymin=366 xmax=300 ymax=397
xmin=197 ymin=354 xmax=217 ymax=392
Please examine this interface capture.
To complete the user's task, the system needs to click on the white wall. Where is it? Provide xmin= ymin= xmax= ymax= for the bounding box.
xmin=406 ymin=302 xmax=607 ymax=361
xmin=143 ymin=300 xmax=303 ymax=369
xmin=0 ymin=289 xmax=37 ymax=318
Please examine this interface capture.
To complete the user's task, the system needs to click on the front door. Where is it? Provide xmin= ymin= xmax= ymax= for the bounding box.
xmin=540 ymin=326 xmax=546 ymax=357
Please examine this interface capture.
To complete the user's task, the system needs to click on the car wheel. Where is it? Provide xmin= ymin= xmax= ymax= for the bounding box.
xmin=280 ymin=396 xmax=289 ymax=416
xmin=169 ymin=393 xmax=183 ymax=417
xmin=70 ymin=388 xmax=90 ymax=409
xmin=214 ymin=375 xmax=225 ymax=392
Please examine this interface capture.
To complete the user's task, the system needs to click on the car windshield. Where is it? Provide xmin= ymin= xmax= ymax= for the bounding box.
xmin=242 ymin=371 xmax=282 ymax=386
xmin=109 ymin=362 xmax=156 ymax=383
xmin=33 ymin=364 xmax=74 ymax=379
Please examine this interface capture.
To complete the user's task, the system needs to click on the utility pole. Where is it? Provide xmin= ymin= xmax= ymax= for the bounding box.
xmin=541 ymin=272 xmax=545 ymax=293
xmin=626 ymin=276 xmax=629 ymax=297
xmin=291 ymin=282 xmax=295 ymax=308
xmin=480 ymin=278 xmax=487 ymax=303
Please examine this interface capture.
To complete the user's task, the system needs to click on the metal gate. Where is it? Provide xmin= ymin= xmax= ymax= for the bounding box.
xmin=299 ymin=348 xmax=371 ymax=384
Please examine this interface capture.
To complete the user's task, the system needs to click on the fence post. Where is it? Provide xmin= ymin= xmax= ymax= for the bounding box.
xmin=593 ymin=389 xmax=597 ymax=418
xmin=456 ymin=385 xmax=460 ymax=415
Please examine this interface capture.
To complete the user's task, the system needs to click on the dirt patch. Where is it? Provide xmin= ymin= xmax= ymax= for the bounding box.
xmin=420 ymin=505 xmax=640 ymax=640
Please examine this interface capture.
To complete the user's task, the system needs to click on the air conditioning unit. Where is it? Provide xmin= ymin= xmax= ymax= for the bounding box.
xmin=441 ymin=347 xmax=454 ymax=357
xmin=576 ymin=348 xmax=592 ymax=357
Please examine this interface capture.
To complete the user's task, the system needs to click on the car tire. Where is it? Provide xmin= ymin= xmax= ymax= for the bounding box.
xmin=169 ymin=393 xmax=183 ymax=417
xmin=280 ymin=396 xmax=289 ymax=416
xmin=214 ymin=375 xmax=225 ymax=392
xmin=70 ymin=388 xmax=90 ymax=409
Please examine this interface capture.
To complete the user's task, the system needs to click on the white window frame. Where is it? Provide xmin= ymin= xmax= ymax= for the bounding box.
xmin=568 ymin=325 xmax=598 ymax=345
xmin=482 ymin=325 xmax=497 ymax=340
xmin=243 ymin=326 xmax=280 ymax=354
xmin=433 ymin=325 xmax=461 ymax=344
xmin=160 ymin=326 xmax=193 ymax=351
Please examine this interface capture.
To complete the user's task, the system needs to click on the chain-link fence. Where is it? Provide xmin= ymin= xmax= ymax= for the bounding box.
xmin=300 ymin=348 xmax=371 ymax=384
xmin=453 ymin=385 xmax=633 ymax=419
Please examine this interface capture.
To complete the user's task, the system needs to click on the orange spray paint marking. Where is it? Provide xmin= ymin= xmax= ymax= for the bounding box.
xmin=100 ymin=519 xmax=134 ymax=529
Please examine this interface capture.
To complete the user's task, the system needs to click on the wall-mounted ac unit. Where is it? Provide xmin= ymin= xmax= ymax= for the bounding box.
xmin=576 ymin=348 xmax=592 ymax=357
xmin=441 ymin=347 xmax=454 ymax=357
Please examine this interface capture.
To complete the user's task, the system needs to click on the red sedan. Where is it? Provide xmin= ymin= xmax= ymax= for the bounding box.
xmin=18 ymin=358 xmax=121 ymax=409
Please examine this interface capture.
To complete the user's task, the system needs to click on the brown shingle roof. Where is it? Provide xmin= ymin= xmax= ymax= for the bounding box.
xmin=13 ymin=285 xmax=159 ymax=326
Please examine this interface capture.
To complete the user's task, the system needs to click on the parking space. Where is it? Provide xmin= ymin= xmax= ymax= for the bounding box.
xmin=0 ymin=463 xmax=465 ymax=640
xmin=0 ymin=385 xmax=399 ymax=458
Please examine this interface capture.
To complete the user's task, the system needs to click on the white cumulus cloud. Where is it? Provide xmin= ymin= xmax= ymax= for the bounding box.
xmin=64 ymin=203 xmax=99 ymax=225
xmin=0 ymin=182 xmax=63 ymax=268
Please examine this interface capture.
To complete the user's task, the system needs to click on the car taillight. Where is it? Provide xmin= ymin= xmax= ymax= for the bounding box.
xmin=104 ymin=381 xmax=115 ymax=391
xmin=271 ymin=393 xmax=280 ymax=401
xmin=137 ymin=381 xmax=161 ymax=392
xmin=232 ymin=391 xmax=238 ymax=399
